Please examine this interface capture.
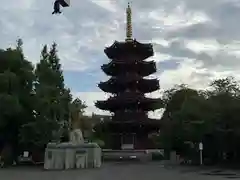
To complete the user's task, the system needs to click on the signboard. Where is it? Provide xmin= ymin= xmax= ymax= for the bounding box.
xmin=199 ymin=142 xmax=203 ymax=150
xmin=23 ymin=151 xmax=29 ymax=157
xmin=121 ymin=144 xmax=134 ymax=150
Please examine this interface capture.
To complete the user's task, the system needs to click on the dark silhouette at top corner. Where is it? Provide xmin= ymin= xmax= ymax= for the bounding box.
xmin=52 ymin=0 xmax=62 ymax=14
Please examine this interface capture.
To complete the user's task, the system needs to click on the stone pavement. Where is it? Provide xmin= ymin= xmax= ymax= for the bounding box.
xmin=164 ymin=163 xmax=240 ymax=179
xmin=0 ymin=162 xmax=238 ymax=180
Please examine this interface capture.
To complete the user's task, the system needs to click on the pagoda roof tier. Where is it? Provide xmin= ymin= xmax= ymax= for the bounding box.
xmin=102 ymin=60 xmax=156 ymax=77
xmin=99 ymin=77 xmax=159 ymax=93
xmin=104 ymin=40 xmax=153 ymax=60
xmin=95 ymin=119 xmax=161 ymax=133
xmin=95 ymin=94 xmax=163 ymax=111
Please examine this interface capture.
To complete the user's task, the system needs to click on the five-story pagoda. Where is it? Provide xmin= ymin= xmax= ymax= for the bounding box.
xmin=95 ymin=3 xmax=163 ymax=150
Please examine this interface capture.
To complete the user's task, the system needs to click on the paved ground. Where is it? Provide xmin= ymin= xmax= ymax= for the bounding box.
xmin=0 ymin=162 xmax=240 ymax=180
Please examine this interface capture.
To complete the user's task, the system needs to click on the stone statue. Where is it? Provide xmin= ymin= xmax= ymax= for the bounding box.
xmin=68 ymin=98 xmax=86 ymax=144
xmin=70 ymin=129 xmax=84 ymax=144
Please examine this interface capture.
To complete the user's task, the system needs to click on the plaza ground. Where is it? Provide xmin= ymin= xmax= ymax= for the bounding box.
xmin=0 ymin=162 xmax=240 ymax=180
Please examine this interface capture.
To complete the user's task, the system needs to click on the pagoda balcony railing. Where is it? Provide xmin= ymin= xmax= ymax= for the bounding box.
xmin=101 ymin=60 xmax=156 ymax=77
xmin=114 ymin=109 xmax=147 ymax=115
xmin=111 ymin=91 xmax=144 ymax=99
xmin=100 ymin=117 xmax=162 ymax=132
xmin=108 ymin=75 xmax=138 ymax=83
xmin=107 ymin=73 xmax=148 ymax=83
xmin=103 ymin=91 xmax=162 ymax=103
xmin=107 ymin=74 xmax=146 ymax=82
xmin=113 ymin=111 xmax=148 ymax=121
xmin=102 ymin=60 xmax=156 ymax=67
xmin=101 ymin=121 xmax=161 ymax=134
xmin=95 ymin=97 xmax=163 ymax=111
xmin=101 ymin=77 xmax=159 ymax=87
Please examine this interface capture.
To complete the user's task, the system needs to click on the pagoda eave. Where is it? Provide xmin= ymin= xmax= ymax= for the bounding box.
xmin=104 ymin=40 xmax=153 ymax=60
xmin=95 ymin=98 xmax=163 ymax=111
xmin=98 ymin=78 xmax=159 ymax=94
xmin=102 ymin=68 xmax=156 ymax=77
xmin=98 ymin=85 xmax=159 ymax=94
xmin=101 ymin=60 xmax=157 ymax=77
xmin=95 ymin=119 xmax=161 ymax=133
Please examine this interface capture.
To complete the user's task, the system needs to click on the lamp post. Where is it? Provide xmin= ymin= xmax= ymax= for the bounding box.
xmin=199 ymin=142 xmax=203 ymax=165
xmin=185 ymin=120 xmax=204 ymax=165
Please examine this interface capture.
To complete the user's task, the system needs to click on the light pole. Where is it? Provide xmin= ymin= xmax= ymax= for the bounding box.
xmin=186 ymin=120 xmax=204 ymax=165
xmin=199 ymin=142 xmax=203 ymax=165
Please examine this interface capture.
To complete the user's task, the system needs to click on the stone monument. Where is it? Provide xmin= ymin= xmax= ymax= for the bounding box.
xmin=44 ymin=99 xmax=102 ymax=170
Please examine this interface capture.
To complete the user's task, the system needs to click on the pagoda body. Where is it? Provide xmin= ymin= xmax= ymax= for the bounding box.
xmin=95 ymin=3 xmax=162 ymax=150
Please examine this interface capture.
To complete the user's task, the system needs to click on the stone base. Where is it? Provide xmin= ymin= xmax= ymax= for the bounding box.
xmin=44 ymin=142 xmax=101 ymax=170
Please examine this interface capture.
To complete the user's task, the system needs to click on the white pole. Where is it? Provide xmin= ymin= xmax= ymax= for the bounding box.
xmin=199 ymin=142 xmax=203 ymax=165
xmin=200 ymin=149 xmax=203 ymax=165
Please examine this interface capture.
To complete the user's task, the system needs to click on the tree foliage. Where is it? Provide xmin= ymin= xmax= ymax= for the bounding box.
xmin=0 ymin=40 xmax=35 ymax=163
xmin=160 ymin=77 xmax=240 ymax=163
xmin=0 ymin=40 xmax=85 ymax=164
xmin=19 ymin=43 xmax=72 ymax=148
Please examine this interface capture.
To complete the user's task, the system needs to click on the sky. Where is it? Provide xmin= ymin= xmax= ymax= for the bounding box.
xmin=1 ymin=0 xmax=240 ymax=118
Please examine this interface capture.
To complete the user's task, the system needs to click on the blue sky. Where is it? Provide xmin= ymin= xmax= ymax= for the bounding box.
xmin=1 ymin=0 xmax=240 ymax=118
xmin=63 ymin=70 xmax=102 ymax=92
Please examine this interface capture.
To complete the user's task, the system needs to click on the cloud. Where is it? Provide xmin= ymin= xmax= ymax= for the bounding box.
xmin=1 ymin=0 xmax=240 ymax=118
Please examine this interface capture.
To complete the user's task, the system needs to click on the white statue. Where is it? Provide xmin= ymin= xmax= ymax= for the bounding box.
xmin=70 ymin=129 xmax=84 ymax=144
xmin=68 ymin=98 xmax=87 ymax=144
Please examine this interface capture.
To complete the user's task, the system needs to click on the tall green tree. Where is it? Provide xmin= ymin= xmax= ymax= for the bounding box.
xmin=20 ymin=43 xmax=72 ymax=149
xmin=0 ymin=39 xmax=35 ymax=163
xmin=35 ymin=43 xmax=72 ymax=123
xmin=206 ymin=77 xmax=240 ymax=162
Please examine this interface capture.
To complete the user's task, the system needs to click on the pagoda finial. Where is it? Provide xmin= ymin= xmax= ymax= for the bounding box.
xmin=125 ymin=2 xmax=133 ymax=42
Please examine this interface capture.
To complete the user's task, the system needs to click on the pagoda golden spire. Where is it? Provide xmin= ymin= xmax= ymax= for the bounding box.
xmin=125 ymin=2 xmax=133 ymax=42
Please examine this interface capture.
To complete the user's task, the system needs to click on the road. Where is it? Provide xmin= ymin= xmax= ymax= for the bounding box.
xmin=0 ymin=162 xmax=238 ymax=180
